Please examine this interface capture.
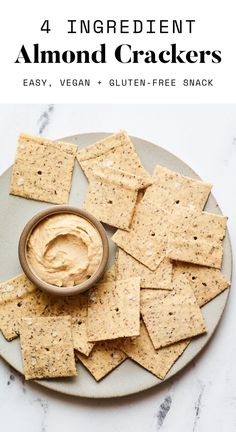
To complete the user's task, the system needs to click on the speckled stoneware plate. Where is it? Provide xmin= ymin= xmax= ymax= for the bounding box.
xmin=0 ymin=133 xmax=232 ymax=398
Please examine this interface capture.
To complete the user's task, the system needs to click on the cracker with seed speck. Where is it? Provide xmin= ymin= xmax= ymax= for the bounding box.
xmin=167 ymin=207 xmax=227 ymax=269
xmin=19 ymin=316 xmax=77 ymax=380
xmin=112 ymin=199 xmax=170 ymax=270
xmin=116 ymin=248 xmax=172 ymax=290
xmin=144 ymin=165 xmax=212 ymax=211
xmin=10 ymin=133 xmax=77 ymax=204
xmin=77 ymin=130 xmax=149 ymax=180
xmin=84 ymin=166 xmax=151 ymax=230
xmin=43 ymin=295 xmax=94 ymax=356
xmin=0 ymin=274 xmax=36 ymax=305
xmin=0 ymin=289 xmax=50 ymax=341
xmin=98 ymin=263 xmax=117 ymax=284
xmin=173 ymin=262 xmax=230 ymax=307
xmin=141 ymin=275 xmax=206 ymax=349
xmin=121 ymin=320 xmax=190 ymax=379
xmin=76 ymin=341 xmax=127 ymax=381
xmin=87 ymin=277 xmax=140 ymax=341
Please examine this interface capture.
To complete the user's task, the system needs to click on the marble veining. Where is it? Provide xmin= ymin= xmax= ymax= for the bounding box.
xmin=192 ymin=383 xmax=205 ymax=432
xmin=7 ymin=372 xmax=15 ymax=386
xmin=0 ymin=104 xmax=235 ymax=432
xmin=37 ymin=105 xmax=54 ymax=135
xmin=156 ymin=395 xmax=172 ymax=430
xmin=34 ymin=397 xmax=48 ymax=432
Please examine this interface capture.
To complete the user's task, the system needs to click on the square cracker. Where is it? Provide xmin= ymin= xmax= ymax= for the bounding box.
xmin=121 ymin=320 xmax=190 ymax=379
xmin=84 ymin=166 xmax=151 ymax=230
xmin=76 ymin=341 xmax=127 ymax=381
xmin=10 ymin=133 xmax=77 ymax=204
xmin=87 ymin=277 xmax=140 ymax=342
xmin=116 ymin=248 xmax=172 ymax=290
xmin=98 ymin=263 xmax=117 ymax=284
xmin=144 ymin=165 xmax=212 ymax=211
xmin=19 ymin=316 xmax=77 ymax=380
xmin=43 ymin=295 xmax=94 ymax=356
xmin=0 ymin=274 xmax=36 ymax=305
xmin=167 ymin=207 xmax=227 ymax=269
xmin=173 ymin=262 xmax=230 ymax=307
xmin=112 ymin=199 xmax=170 ymax=270
xmin=0 ymin=289 xmax=50 ymax=341
xmin=77 ymin=130 xmax=149 ymax=180
xmin=141 ymin=274 xmax=206 ymax=349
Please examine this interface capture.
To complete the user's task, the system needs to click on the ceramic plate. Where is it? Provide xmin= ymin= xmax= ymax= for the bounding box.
xmin=0 ymin=133 xmax=232 ymax=398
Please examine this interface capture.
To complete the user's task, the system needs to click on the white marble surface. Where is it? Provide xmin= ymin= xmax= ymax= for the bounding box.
xmin=0 ymin=104 xmax=235 ymax=432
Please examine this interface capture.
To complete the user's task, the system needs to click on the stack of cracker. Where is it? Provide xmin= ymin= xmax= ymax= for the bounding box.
xmin=77 ymin=131 xmax=153 ymax=230
xmin=0 ymin=131 xmax=230 ymax=383
xmin=77 ymin=132 xmax=230 ymax=381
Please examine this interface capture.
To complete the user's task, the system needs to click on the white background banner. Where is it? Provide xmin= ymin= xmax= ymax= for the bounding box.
xmin=1 ymin=0 xmax=236 ymax=103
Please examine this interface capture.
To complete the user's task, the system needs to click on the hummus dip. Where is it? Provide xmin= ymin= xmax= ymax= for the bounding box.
xmin=27 ymin=213 xmax=103 ymax=287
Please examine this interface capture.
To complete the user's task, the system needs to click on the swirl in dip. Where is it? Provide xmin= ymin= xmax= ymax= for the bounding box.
xmin=27 ymin=213 xmax=103 ymax=287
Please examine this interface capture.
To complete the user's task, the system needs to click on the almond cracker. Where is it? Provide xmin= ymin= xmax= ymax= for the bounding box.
xmin=144 ymin=165 xmax=212 ymax=211
xmin=19 ymin=316 xmax=77 ymax=380
xmin=77 ymin=130 xmax=149 ymax=180
xmin=43 ymin=295 xmax=94 ymax=356
xmin=112 ymin=199 xmax=170 ymax=270
xmin=10 ymin=133 xmax=77 ymax=204
xmin=0 ymin=273 xmax=36 ymax=305
xmin=76 ymin=341 xmax=127 ymax=381
xmin=121 ymin=320 xmax=190 ymax=379
xmin=87 ymin=277 xmax=141 ymax=342
xmin=116 ymin=248 xmax=172 ymax=290
xmin=84 ymin=165 xmax=151 ymax=230
xmin=173 ymin=262 xmax=230 ymax=307
xmin=167 ymin=207 xmax=227 ymax=269
xmin=141 ymin=274 xmax=206 ymax=349
xmin=0 ymin=288 xmax=50 ymax=341
xmin=98 ymin=263 xmax=117 ymax=284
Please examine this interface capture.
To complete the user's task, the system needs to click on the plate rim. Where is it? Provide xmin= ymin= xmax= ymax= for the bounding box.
xmin=0 ymin=132 xmax=232 ymax=398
